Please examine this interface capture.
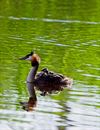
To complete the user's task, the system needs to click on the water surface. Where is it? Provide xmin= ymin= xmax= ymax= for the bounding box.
xmin=0 ymin=0 xmax=100 ymax=130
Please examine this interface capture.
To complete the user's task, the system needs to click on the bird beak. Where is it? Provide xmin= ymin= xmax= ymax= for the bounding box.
xmin=19 ymin=56 xmax=28 ymax=60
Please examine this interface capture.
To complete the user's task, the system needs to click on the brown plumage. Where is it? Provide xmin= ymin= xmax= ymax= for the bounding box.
xmin=19 ymin=51 xmax=73 ymax=96
xmin=34 ymin=68 xmax=72 ymax=95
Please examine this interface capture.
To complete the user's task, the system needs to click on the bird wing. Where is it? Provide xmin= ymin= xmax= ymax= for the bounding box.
xmin=35 ymin=69 xmax=64 ymax=84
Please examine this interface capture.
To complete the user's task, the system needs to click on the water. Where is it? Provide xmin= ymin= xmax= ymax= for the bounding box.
xmin=0 ymin=0 xmax=100 ymax=130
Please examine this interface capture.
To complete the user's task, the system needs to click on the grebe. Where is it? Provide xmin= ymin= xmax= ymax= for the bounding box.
xmin=19 ymin=51 xmax=73 ymax=96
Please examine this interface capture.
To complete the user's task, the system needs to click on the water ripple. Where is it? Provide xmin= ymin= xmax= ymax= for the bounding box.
xmin=0 ymin=15 xmax=100 ymax=25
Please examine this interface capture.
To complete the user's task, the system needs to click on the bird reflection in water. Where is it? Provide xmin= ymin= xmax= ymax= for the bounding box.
xmin=20 ymin=82 xmax=37 ymax=111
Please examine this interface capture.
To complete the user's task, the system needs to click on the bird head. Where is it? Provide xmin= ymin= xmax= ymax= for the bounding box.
xmin=19 ymin=51 xmax=40 ymax=66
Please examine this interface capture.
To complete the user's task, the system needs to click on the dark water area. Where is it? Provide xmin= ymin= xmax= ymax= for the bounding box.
xmin=0 ymin=0 xmax=100 ymax=130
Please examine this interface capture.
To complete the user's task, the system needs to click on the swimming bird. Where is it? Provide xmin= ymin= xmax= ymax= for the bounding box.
xmin=19 ymin=51 xmax=73 ymax=96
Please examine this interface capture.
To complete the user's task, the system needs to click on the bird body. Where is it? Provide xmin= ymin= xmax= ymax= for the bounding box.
xmin=34 ymin=68 xmax=72 ymax=94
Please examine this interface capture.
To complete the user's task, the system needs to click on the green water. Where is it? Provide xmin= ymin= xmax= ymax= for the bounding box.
xmin=0 ymin=0 xmax=100 ymax=130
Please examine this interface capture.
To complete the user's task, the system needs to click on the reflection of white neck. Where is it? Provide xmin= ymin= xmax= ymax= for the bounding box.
xmin=27 ymin=66 xmax=38 ymax=83
xmin=27 ymin=82 xmax=37 ymax=99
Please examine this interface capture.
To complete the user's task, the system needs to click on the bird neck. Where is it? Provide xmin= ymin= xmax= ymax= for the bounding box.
xmin=27 ymin=64 xmax=39 ymax=83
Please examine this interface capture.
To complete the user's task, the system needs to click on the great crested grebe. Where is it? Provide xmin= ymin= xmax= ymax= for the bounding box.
xmin=19 ymin=51 xmax=73 ymax=96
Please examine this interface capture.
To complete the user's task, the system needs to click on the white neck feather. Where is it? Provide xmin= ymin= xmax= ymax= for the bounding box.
xmin=27 ymin=66 xmax=38 ymax=82
xmin=26 ymin=65 xmax=38 ymax=98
